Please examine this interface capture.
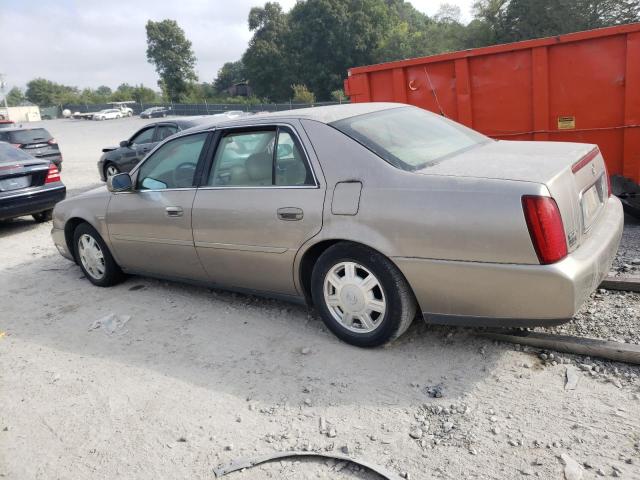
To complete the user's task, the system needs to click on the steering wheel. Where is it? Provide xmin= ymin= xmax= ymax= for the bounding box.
xmin=172 ymin=162 xmax=196 ymax=187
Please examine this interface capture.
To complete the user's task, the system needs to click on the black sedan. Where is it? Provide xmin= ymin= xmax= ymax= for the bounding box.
xmin=0 ymin=126 xmax=63 ymax=171
xmin=139 ymin=107 xmax=170 ymax=119
xmin=97 ymin=117 xmax=212 ymax=180
xmin=0 ymin=142 xmax=66 ymax=222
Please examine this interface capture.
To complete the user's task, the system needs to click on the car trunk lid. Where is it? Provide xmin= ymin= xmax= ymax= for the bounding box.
xmin=415 ymin=140 xmax=608 ymax=253
xmin=0 ymin=145 xmax=50 ymax=191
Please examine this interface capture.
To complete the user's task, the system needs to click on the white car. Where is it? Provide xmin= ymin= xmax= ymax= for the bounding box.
xmin=94 ymin=109 xmax=122 ymax=121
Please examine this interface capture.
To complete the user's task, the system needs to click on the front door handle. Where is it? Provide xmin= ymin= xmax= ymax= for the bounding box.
xmin=277 ymin=207 xmax=303 ymax=221
xmin=165 ymin=206 xmax=184 ymax=217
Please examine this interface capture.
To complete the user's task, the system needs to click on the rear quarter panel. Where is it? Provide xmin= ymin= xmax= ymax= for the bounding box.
xmin=298 ymin=119 xmax=544 ymax=265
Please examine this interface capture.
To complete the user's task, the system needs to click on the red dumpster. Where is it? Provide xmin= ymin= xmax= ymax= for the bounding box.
xmin=344 ymin=22 xmax=640 ymax=204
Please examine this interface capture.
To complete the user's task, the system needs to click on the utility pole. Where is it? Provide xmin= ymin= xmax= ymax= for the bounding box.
xmin=0 ymin=74 xmax=9 ymax=114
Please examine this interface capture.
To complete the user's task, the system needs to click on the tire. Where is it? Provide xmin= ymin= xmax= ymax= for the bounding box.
xmin=32 ymin=209 xmax=53 ymax=223
xmin=311 ymin=242 xmax=417 ymax=347
xmin=73 ymin=223 xmax=125 ymax=287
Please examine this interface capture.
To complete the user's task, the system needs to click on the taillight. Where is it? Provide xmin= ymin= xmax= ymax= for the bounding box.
xmin=11 ymin=143 xmax=22 ymax=148
xmin=522 ymin=195 xmax=568 ymax=265
xmin=47 ymin=138 xmax=57 ymax=145
xmin=45 ymin=163 xmax=61 ymax=184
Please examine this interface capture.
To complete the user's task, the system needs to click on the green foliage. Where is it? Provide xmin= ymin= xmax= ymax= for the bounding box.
xmin=331 ymin=89 xmax=347 ymax=102
xmin=472 ymin=0 xmax=640 ymax=43
xmin=111 ymin=83 xmax=160 ymax=103
xmin=242 ymin=2 xmax=291 ymax=100
xmin=291 ymin=84 xmax=316 ymax=103
xmin=5 ymin=87 xmax=26 ymax=106
xmin=213 ymin=61 xmax=247 ymax=93
xmin=146 ymin=19 xmax=198 ymax=102
xmin=25 ymin=78 xmax=80 ymax=105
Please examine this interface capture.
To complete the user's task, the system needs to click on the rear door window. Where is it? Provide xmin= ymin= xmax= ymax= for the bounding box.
xmin=207 ymin=127 xmax=314 ymax=187
xmin=156 ymin=125 xmax=179 ymax=141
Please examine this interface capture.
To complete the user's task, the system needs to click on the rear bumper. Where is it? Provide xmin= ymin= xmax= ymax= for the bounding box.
xmin=0 ymin=184 xmax=66 ymax=221
xmin=394 ymin=196 xmax=624 ymax=326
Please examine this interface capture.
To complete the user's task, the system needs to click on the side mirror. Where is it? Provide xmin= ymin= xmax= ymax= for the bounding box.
xmin=107 ymin=172 xmax=133 ymax=192
xmin=119 ymin=140 xmax=130 ymax=148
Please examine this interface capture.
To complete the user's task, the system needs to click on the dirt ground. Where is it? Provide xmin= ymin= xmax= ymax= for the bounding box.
xmin=1 ymin=119 xmax=639 ymax=480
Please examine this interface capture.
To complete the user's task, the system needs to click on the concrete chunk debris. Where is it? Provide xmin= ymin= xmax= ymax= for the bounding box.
xmin=88 ymin=313 xmax=131 ymax=335
xmin=565 ymin=366 xmax=579 ymax=390
xmin=560 ymin=453 xmax=584 ymax=480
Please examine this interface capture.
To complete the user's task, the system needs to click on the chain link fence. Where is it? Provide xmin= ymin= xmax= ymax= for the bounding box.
xmin=49 ymin=101 xmax=346 ymax=118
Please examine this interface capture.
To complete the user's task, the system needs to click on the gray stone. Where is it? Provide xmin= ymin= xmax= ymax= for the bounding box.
xmin=560 ymin=453 xmax=584 ymax=480
xmin=565 ymin=366 xmax=579 ymax=390
xmin=409 ymin=427 xmax=423 ymax=439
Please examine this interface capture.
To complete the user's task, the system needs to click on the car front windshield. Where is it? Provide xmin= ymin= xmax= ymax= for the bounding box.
xmin=331 ymin=106 xmax=490 ymax=171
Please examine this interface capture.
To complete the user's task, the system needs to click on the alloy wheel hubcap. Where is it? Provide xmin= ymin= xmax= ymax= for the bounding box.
xmin=323 ymin=261 xmax=386 ymax=333
xmin=106 ymin=165 xmax=119 ymax=178
xmin=78 ymin=234 xmax=105 ymax=280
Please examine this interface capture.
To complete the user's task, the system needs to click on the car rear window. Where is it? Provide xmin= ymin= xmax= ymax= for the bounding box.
xmin=7 ymin=128 xmax=52 ymax=144
xmin=331 ymin=107 xmax=490 ymax=171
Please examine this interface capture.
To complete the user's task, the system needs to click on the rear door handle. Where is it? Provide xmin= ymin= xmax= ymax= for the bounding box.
xmin=165 ymin=206 xmax=184 ymax=217
xmin=277 ymin=207 xmax=303 ymax=221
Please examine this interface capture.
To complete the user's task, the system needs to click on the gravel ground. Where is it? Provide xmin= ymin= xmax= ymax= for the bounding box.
xmin=1 ymin=119 xmax=639 ymax=479
xmin=612 ymin=216 xmax=640 ymax=277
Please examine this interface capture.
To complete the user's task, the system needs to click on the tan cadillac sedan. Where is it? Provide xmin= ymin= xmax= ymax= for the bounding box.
xmin=51 ymin=103 xmax=624 ymax=347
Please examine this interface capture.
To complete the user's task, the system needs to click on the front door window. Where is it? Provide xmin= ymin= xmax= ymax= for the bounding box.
xmin=137 ymin=133 xmax=208 ymax=190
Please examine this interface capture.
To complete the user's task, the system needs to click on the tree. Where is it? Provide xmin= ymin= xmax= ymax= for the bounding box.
xmin=146 ymin=19 xmax=197 ymax=102
xmin=112 ymin=83 xmax=159 ymax=103
xmin=25 ymin=78 xmax=80 ymax=105
xmin=242 ymin=3 xmax=291 ymax=101
xmin=331 ymin=89 xmax=347 ymax=102
xmin=213 ymin=61 xmax=246 ymax=94
xmin=291 ymin=84 xmax=315 ymax=103
xmin=5 ymin=87 xmax=26 ymax=106
xmin=284 ymin=0 xmax=394 ymax=100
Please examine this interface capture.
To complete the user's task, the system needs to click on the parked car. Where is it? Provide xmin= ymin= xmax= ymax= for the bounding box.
xmin=0 ymin=142 xmax=65 ymax=222
xmin=97 ymin=117 xmax=212 ymax=180
xmin=140 ymin=107 xmax=170 ymax=119
xmin=0 ymin=126 xmax=63 ymax=170
xmin=52 ymin=103 xmax=623 ymax=347
xmin=93 ymin=109 xmax=123 ymax=121
xmin=0 ymin=119 xmax=14 ymax=129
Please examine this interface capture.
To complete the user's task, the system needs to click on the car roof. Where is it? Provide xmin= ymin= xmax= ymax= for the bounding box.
xmin=185 ymin=102 xmax=406 ymax=132
xmin=0 ymin=126 xmax=50 ymax=133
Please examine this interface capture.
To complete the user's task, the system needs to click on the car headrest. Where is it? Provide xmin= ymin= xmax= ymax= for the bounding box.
xmin=246 ymin=152 xmax=272 ymax=184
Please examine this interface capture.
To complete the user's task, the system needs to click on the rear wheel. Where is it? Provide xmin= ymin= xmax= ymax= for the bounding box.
xmin=73 ymin=223 xmax=125 ymax=287
xmin=311 ymin=242 xmax=417 ymax=347
xmin=32 ymin=209 xmax=53 ymax=223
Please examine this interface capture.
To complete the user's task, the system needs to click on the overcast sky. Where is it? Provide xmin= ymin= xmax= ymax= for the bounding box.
xmin=0 ymin=0 xmax=475 ymax=92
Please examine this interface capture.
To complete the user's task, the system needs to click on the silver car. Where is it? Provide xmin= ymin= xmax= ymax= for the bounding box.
xmin=51 ymin=103 xmax=623 ymax=347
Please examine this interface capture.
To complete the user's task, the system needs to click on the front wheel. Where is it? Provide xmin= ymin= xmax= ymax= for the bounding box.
xmin=311 ymin=243 xmax=417 ymax=347
xmin=32 ymin=209 xmax=53 ymax=223
xmin=105 ymin=163 xmax=120 ymax=179
xmin=73 ymin=223 xmax=125 ymax=287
